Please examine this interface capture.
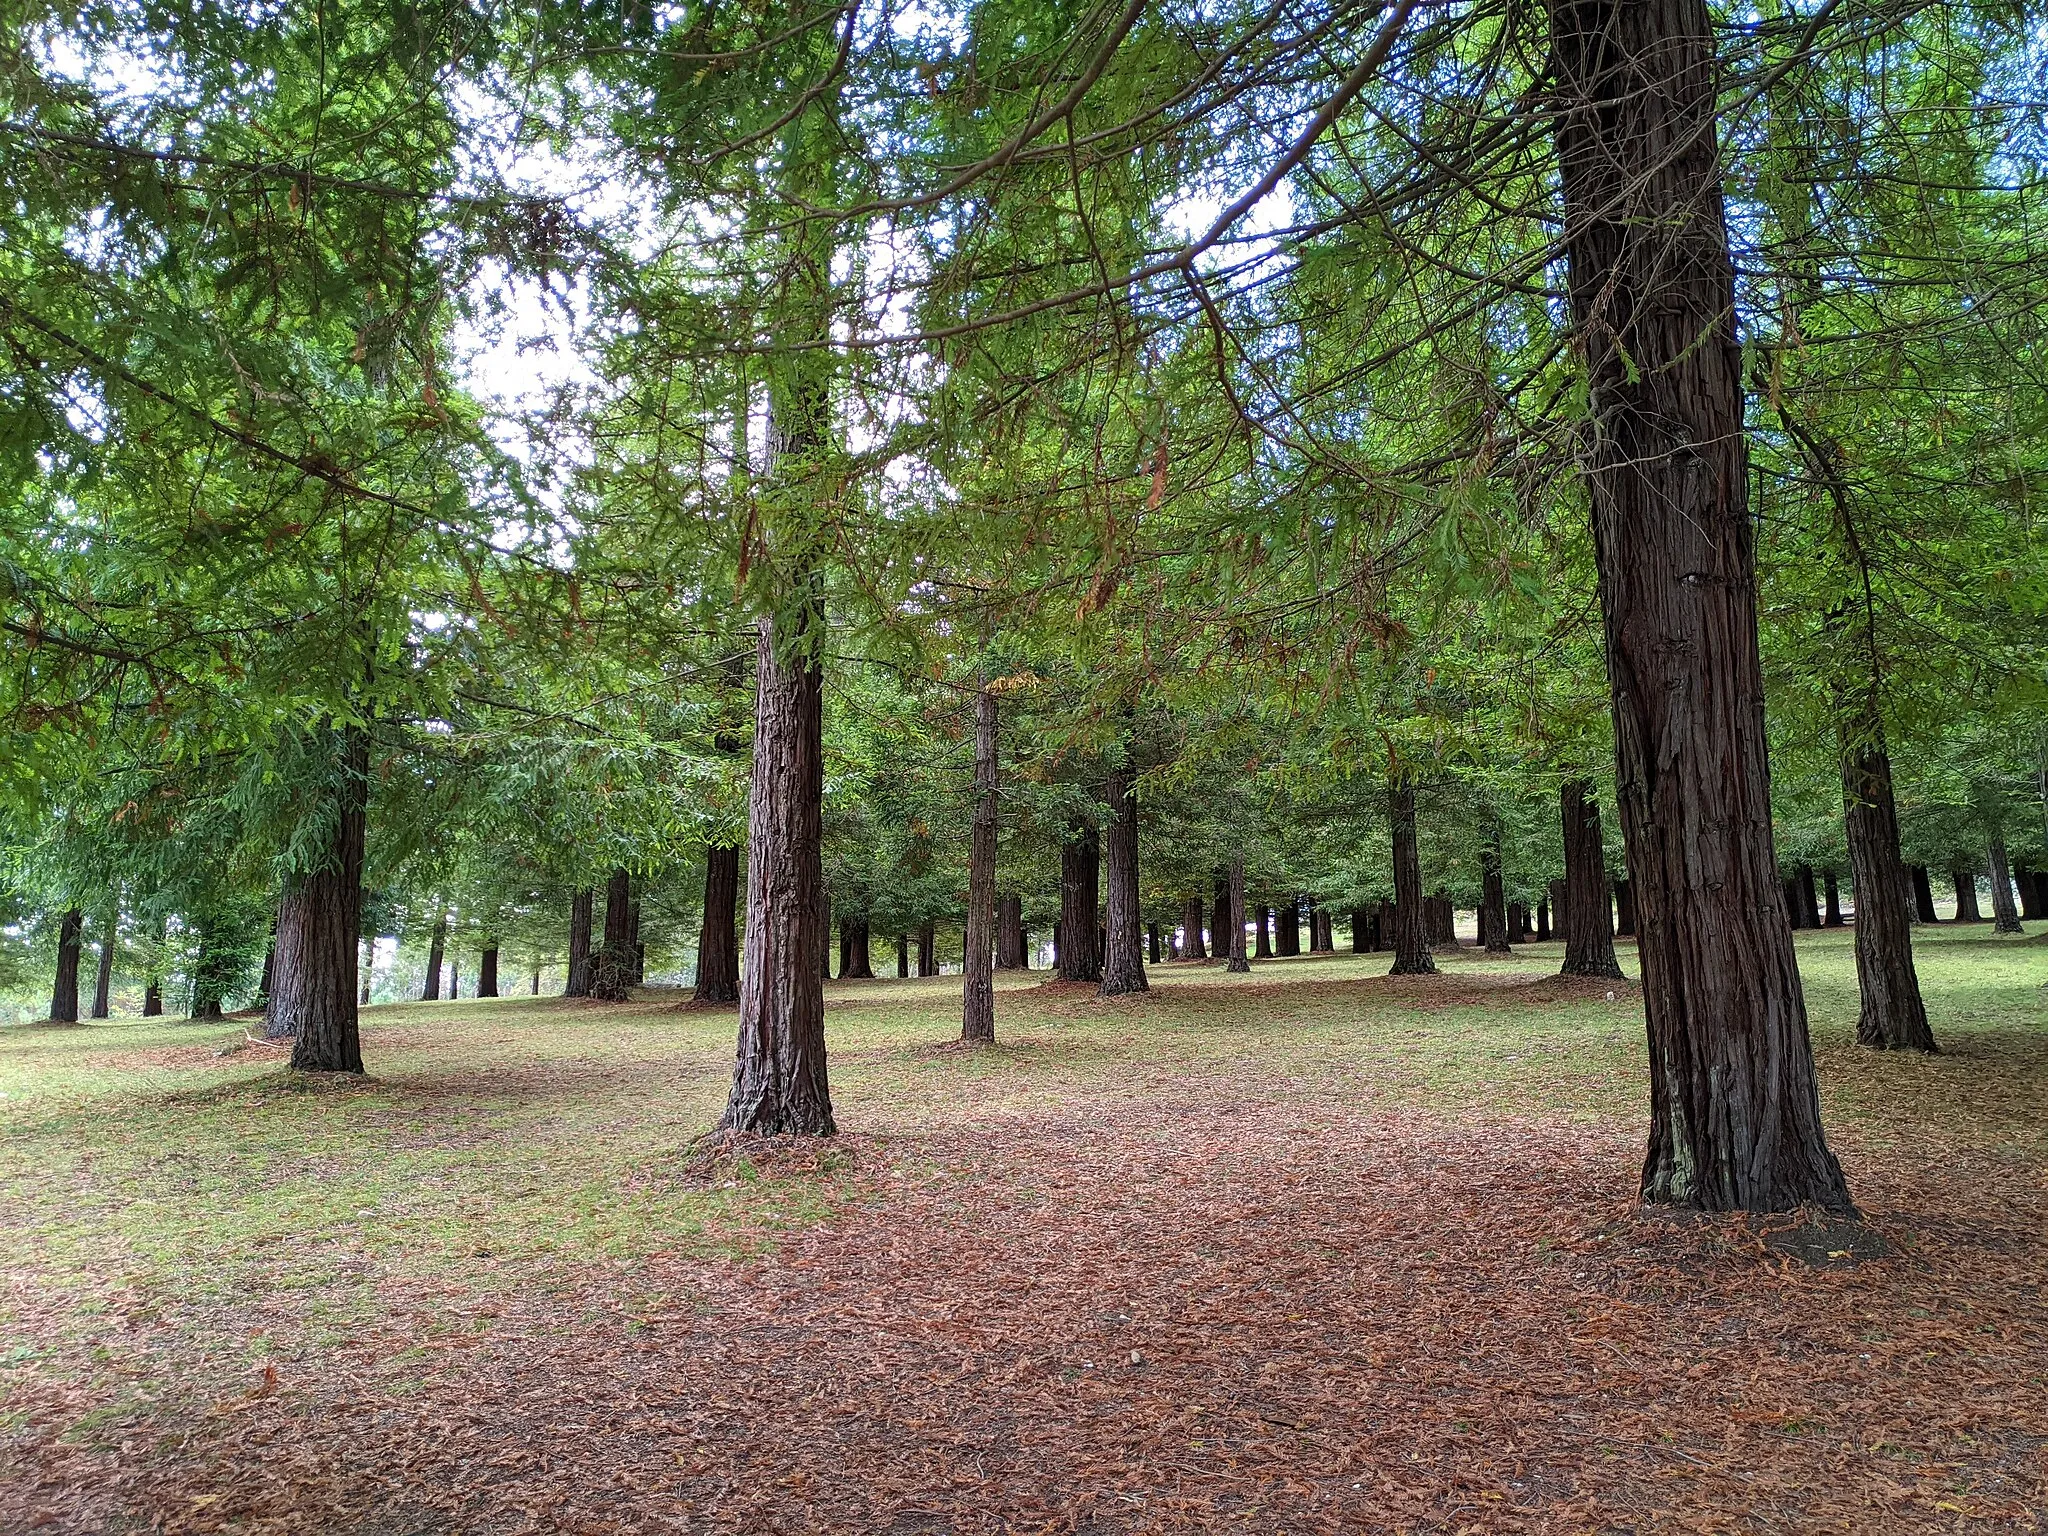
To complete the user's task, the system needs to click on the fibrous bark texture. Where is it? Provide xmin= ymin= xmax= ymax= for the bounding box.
xmin=1388 ymin=782 xmax=1435 ymax=976
xmin=1056 ymin=823 xmax=1102 ymax=984
xmin=92 ymin=908 xmax=116 ymax=1020
xmin=1839 ymin=721 xmax=1935 ymax=1052
xmin=962 ymin=684 xmax=998 ymax=1041
xmin=1481 ymin=831 xmax=1512 ymax=955
xmin=423 ymin=914 xmax=447 ymax=1001
xmin=695 ymin=845 xmax=741 ymax=1002
xmin=1277 ymin=899 xmax=1301 ymax=957
xmin=917 ymin=921 xmax=936 ymax=978
xmin=1552 ymin=0 xmax=1851 ymax=1211
xmin=720 ymin=611 xmax=834 ymax=1136
xmin=1986 ymin=834 xmax=2022 ymax=934
xmin=997 ymin=896 xmax=1028 ymax=970
xmin=565 ymin=890 xmax=593 ymax=997
xmin=1559 ymin=782 xmax=1625 ymax=982
xmin=1180 ymin=896 xmax=1207 ymax=961
xmin=1910 ymin=865 xmax=1938 ymax=925
xmin=839 ymin=918 xmax=876 ymax=981
xmin=277 ymin=728 xmax=369 ymax=1073
xmin=49 ymin=908 xmax=83 ymax=1024
xmin=1949 ymin=867 xmax=1980 ymax=923
xmin=590 ymin=868 xmax=634 ymax=1002
xmin=1099 ymin=767 xmax=1149 ymax=996
xmin=1226 ymin=859 xmax=1250 ymax=973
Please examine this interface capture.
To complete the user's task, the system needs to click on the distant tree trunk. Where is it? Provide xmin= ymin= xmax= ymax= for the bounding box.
xmin=1909 ymin=865 xmax=1938 ymax=924
xmin=1481 ymin=829 xmax=1512 ymax=956
xmin=1507 ymin=902 xmax=1529 ymax=943
xmin=1823 ymin=870 xmax=1844 ymax=926
xmin=1180 ymin=896 xmax=1207 ymax=960
xmin=1257 ymin=906 xmax=1274 ymax=958
xmin=91 ymin=907 xmax=116 ymax=1020
xmin=996 ymin=895 xmax=1027 ymax=970
xmin=479 ymin=944 xmax=499 ymax=998
xmin=962 ymin=683 xmax=999 ymax=1041
xmin=1426 ymin=894 xmax=1456 ymax=948
xmin=819 ymin=889 xmax=833 ymax=980
xmin=1791 ymin=865 xmax=1817 ymax=931
xmin=1309 ymin=904 xmax=1333 ymax=952
xmin=896 ymin=934 xmax=909 ymax=978
xmin=276 ymin=727 xmax=369 ymax=1073
xmin=840 ymin=918 xmax=876 ymax=980
xmin=1839 ymin=722 xmax=1935 ymax=1051
xmin=695 ymin=845 xmax=741 ymax=1002
xmin=143 ymin=919 xmax=165 ymax=1017
xmin=358 ymin=939 xmax=374 ymax=1006
xmin=1277 ymin=898 xmax=1301 ymax=957
xmin=423 ymin=914 xmax=447 ymax=1001
xmin=530 ymin=970 xmax=541 ymax=995
xmin=1225 ymin=858 xmax=1250 ymax=973
xmin=720 ymin=606 xmax=834 ymax=1136
xmin=256 ymin=919 xmax=276 ymax=1012
xmin=630 ymin=898 xmax=645 ymax=983
xmin=1210 ymin=874 xmax=1230 ymax=964
xmin=590 ymin=868 xmax=634 ymax=1002
xmin=1612 ymin=879 xmax=1637 ymax=937
xmin=1559 ymin=780 xmax=1624 ymax=980
xmin=565 ymin=889 xmax=593 ymax=997
xmin=917 ymin=920 xmax=937 ymax=978
xmin=1147 ymin=923 xmax=1161 ymax=963
xmin=189 ymin=925 xmax=230 ymax=1020
xmin=1388 ymin=781 xmax=1435 ymax=975
xmin=1987 ymin=833 xmax=2023 ymax=934
xmin=1099 ymin=766 xmax=1148 ymax=996
xmin=1536 ymin=899 xmax=1551 ymax=942
xmin=2014 ymin=866 xmax=2042 ymax=922
xmin=1349 ymin=907 xmax=1368 ymax=952
xmin=48 ymin=908 xmax=83 ymax=1023
xmin=447 ymin=957 xmax=459 ymax=1002
xmin=1056 ymin=823 xmax=1102 ymax=983
xmin=1949 ymin=866 xmax=1980 ymax=923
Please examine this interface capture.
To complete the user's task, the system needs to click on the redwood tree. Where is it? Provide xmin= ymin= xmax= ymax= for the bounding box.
xmin=1055 ymin=821 xmax=1102 ymax=983
xmin=962 ymin=683 xmax=998 ymax=1041
xmin=1552 ymin=0 xmax=1852 ymax=1209
xmin=1559 ymin=780 xmax=1623 ymax=981
xmin=48 ymin=908 xmax=83 ymax=1024
xmin=1388 ymin=781 xmax=1434 ymax=975
xmin=276 ymin=728 xmax=369 ymax=1074
xmin=694 ymin=845 xmax=741 ymax=1002
xmin=1099 ymin=766 xmax=1148 ymax=996
xmin=1225 ymin=858 xmax=1250 ymax=973
xmin=1839 ymin=711 xmax=1935 ymax=1050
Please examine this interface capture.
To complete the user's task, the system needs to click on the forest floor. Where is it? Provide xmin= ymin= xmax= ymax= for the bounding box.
xmin=2 ymin=926 xmax=2045 ymax=1534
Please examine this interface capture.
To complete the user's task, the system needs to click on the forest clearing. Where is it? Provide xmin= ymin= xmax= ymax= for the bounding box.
xmin=4 ymin=927 xmax=2045 ymax=1533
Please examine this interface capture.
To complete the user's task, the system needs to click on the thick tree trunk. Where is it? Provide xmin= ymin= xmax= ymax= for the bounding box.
xmin=479 ymin=945 xmax=499 ymax=998
xmin=1481 ymin=830 xmax=1512 ymax=955
xmin=1792 ymin=865 xmax=1819 ymax=930
xmin=1147 ymin=923 xmax=1161 ymax=963
xmin=1906 ymin=865 xmax=1937 ymax=924
xmin=1824 ymin=870 xmax=1844 ymax=926
xmin=1210 ymin=874 xmax=1231 ymax=964
xmin=49 ymin=908 xmax=83 ymax=1023
xmin=917 ymin=920 xmax=936 ymax=978
xmin=1553 ymin=0 xmax=1851 ymax=1209
xmin=1509 ymin=902 xmax=1530 ymax=942
xmin=695 ymin=845 xmax=741 ymax=1002
xmin=1950 ymin=866 xmax=1981 ymax=923
xmin=565 ymin=889 xmax=593 ymax=997
xmin=896 ymin=934 xmax=909 ymax=978
xmin=1099 ymin=767 xmax=1149 ymax=996
xmin=1987 ymin=834 xmax=2023 ymax=934
xmin=590 ymin=868 xmax=634 ymax=1001
xmin=1838 ymin=722 xmax=1935 ymax=1051
xmin=1277 ymin=898 xmax=1301 ymax=957
xmin=91 ymin=908 xmax=116 ymax=1020
xmin=1559 ymin=780 xmax=1625 ymax=980
xmin=720 ymin=610 xmax=834 ymax=1135
xmin=1056 ymin=823 xmax=1102 ymax=983
xmin=1180 ymin=896 xmax=1207 ymax=960
xmin=423 ymin=914 xmax=447 ymax=1001
xmin=1613 ymin=879 xmax=1637 ymax=937
xmin=840 ymin=917 xmax=876 ymax=980
xmin=1225 ymin=858 xmax=1250 ymax=973
xmin=1311 ymin=904 xmax=1334 ymax=953
xmin=1388 ymin=782 xmax=1436 ymax=975
xmin=996 ymin=895 xmax=1028 ymax=969
xmin=2015 ymin=866 xmax=2042 ymax=922
xmin=1255 ymin=906 xmax=1273 ymax=958
xmin=1536 ymin=899 xmax=1551 ymax=942
xmin=276 ymin=728 xmax=369 ymax=1072
xmin=962 ymin=683 xmax=999 ymax=1041
xmin=1350 ymin=907 xmax=1369 ymax=952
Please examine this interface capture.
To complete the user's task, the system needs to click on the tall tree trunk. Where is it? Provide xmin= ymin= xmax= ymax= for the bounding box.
xmin=695 ymin=845 xmax=741 ymax=1002
xmin=1824 ymin=870 xmax=1844 ymax=926
xmin=1209 ymin=874 xmax=1230 ymax=964
xmin=530 ymin=970 xmax=541 ymax=995
xmin=49 ymin=908 xmax=83 ymax=1023
xmin=1536 ymin=899 xmax=1551 ymax=942
xmin=1099 ymin=766 xmax=1149 ymax=996
xmin=1055 ymin=823 xmax=1102 ymax=983
xmin=1839 ymin=720 xmax=1935 ymax=1051
xmin=996 ymin=895 xmax=1027 ymax=969
xmin=479 ymin=944 xmax=499 ymax=998
xmin=1508 ymin=902 xmax=1528 ymax=942
xmin=423 ymin=914 xmax=448 ymax=1000
xmin=2014 ymin=866 xmax=2042 ymax=922
xmin=962 ymin=683 xmax=999 ymax=1041
xmin=1950 ymin=865 xmax=1980 ymax=923
xmin=1388 ymin=781 xmax=1435 ymax=975
xmin=1277 ymin=897 xmax=1301 ymax=957
xmin=1613 ymin=879 xmax=1638 ymax=937
xmin=896 ymin=934 xmax=909 ymax=978
xmin=1481 ymin=827 xmax=1512 ymax=955
xmin=1180 ymin=895 xmax=1207 ymax=960
xmin=1560 ymin=779 xmax=1624 ymax=980
xmin=91 ymin=906 xmax=116 ymax=1020
xmin=142 ymin=917 xmax=165 ymax=1017
xmin=1797 ymin=864 xmax=1824 ymax=929
xmin=277 ymin=727 xmax=369 ymax=1073
xmin=1986 ymin=833 xmax=2023 ymax=934
xmin=447 ymin=957 xmax=459 ymax=1002
xmin=840 ymin=917 xmax=876 ymax=980
xmin=1553 ymin=0 xmax=1850 ymax=1210
xmin=1147 ymin=923 xmax=1161 ymax=964
xmin=721 ymin=608 xmax=834 ymax=1135
xmin=1909 ymin=865 xmax=1938 ymax=924
xmin=1225 ymin=858 xmax=1250 ymax=973
xmin=564 ymin=889 xmax=593 ymax=997
xmin=1257 ymin=906 xmax=1274 ymax=958
xmin=917 ymin=920 xmax=936 ymax=978
xmin=590 ymin=868 xmax=634 ymax=1002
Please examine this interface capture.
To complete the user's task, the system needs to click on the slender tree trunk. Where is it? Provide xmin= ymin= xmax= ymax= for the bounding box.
xmin=1536 ymin=899 xmax=1551 ymax=942
xmin=1797 ymin=865 xmax=1824 ymax=929
xmin=1950 ymin=866 xmax=1981 ymax=923
xmin=1612 ymin=879 xmax=1637 ymax=937
xmin=1099 ymin=766 xmax=1148 ymax=996
xmin=1839 ymin=720 xmax=1935 ymax=1050
xmin=1180 ymin=895 xmax=1207 ymax=960
xmin=530 ymin=970 xmax=540 ymax=995
xmin=91 ymin=906 xmax=116 ymax=1020
xmin=1824 ymin=870 xmax=1844 ymax=926
xmin=277 ymin=727 xmax=369 ymax=1072
xmin=1388 ymin=781 xmax=1435 ymax=975
xmin=996 ymin=895 xmax=1027 ymax=969
xmin=2014 ymin=866 xmax=2042 ymax=922
xmin=1987 ymin=833 xmax=2023 ymax=934
xmin=1553 ymin=0 xmax=1850 ymax=1209
xmin=423 ymin=914 xmax=447 ymax=1000
xmin=1209 ymin=874 xmax=1230 ymax=964
xmin=917 ymin=920 xmax=936 ymax=978
xmin=695 ymin=845 xmax=741 ymax=1002
xmin=896 ymin=934 xmax=909 ymax=978
xmin=479 ymin=945 xmax=499 ymax=998
xmin=1056 ymin=823 xmax=1102 ymax=983
xmin=1906 ymin=865 xmax=1937 ymax=924
xmin=720 ymin=608 xmax=834 ymax=1135
xmin=630 ymin=897 xmax=645 ymax=983
xmin=447 ymin=957 xmax=459 ymax=1002
xmin=564 ymin=889 xmax=593 ymax=997
xmin=1481 ymin=828 xmax=1512 ymax=955
xmin=1560 ymin=779 xmax=1625 ymax=980
xmin=358 ymin=939 xmax=374 ymax=1005
xmin=48 ymin=908 xmax=83 ymax=1023
xmin=142 ymin=917 xmax=165 ymax=1017
xmin=1147 ymin=923 xmax=1161 ymax=964
xmin=590 ymin=868 xmax=634 ymax=1002
xmin=962 ymin=683 xmax=999 ymax=1041
xmin=1257 ymin=906 xmax=1274 ymax=958
xmin=1225 ymin=858 xmax=1250 ymax=973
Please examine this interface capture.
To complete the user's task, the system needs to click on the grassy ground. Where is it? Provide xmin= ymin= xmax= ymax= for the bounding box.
xmin=2 ymin=925 xmax=2044 ymax=1533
